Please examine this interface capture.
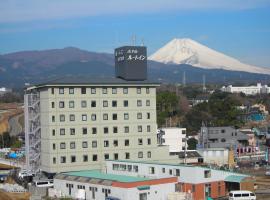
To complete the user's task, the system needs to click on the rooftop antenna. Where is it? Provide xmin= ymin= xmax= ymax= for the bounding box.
xmin=131 ymin=35 xmax=136 ymax=46
xmin=203 ymin=74 xmax=206 ymax=92
xmin=182 ymin=71 xmax=186 ymax=87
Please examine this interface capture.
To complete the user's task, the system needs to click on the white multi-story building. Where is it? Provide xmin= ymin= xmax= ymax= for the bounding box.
xmin=221 ymin=83 xmax=270 ymax=95
xmin=157 ymin=128 xmax=188 ymax=152
xmin=24 ymin=46 xmax=176 ymax=175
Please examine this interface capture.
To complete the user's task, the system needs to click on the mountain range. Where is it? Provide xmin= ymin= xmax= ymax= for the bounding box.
xmin=0 ymin=39 xmax=270 ymax=87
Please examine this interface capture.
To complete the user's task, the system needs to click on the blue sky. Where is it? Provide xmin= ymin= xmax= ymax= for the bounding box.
xmin=1 ymin=0 xmax=270 ymax=67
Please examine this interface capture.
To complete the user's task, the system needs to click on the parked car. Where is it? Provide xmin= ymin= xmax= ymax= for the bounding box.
xmin=229 ymin=190 xmax=256 ymax=200
xmin=265 ymin=171 xmax=270 ymax=176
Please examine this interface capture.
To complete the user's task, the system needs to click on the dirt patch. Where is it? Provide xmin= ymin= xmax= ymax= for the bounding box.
xmin=0 ymin=190 xmax=30 ymax=200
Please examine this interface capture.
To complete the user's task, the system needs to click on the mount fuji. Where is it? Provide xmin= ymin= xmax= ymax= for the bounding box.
xmin=149 ymin=38 xmax=270 ymax=75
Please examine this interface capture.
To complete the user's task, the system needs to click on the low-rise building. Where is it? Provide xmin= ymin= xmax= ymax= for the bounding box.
xmin=52 ymin=170 xmax=178 ymax=200
xmin=157 ymin=128 xmax=188 ymax=152
xmin=199 ymin=126 xmax=249 ymax=149
xmin=221 ymin=83 xmax=270 ymax=95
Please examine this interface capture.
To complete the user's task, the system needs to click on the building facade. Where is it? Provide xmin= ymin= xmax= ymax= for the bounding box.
xmin=157 ymin=128 xmax=187 ymax=152
xmin=199 ymin=126 xmax=249 ymax=149
xmin=221 ymin=83 xmax=270 ymax=95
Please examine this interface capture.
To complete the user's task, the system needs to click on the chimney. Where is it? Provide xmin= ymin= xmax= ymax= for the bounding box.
xmin=114 ymin=46 xmax=147 ymax=80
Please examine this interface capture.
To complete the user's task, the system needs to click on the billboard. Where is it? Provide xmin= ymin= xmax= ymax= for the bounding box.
xmin=115 ymin=46 xmax=147 ymax=80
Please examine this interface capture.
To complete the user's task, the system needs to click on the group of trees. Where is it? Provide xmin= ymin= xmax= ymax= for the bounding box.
xmin=0 ymin=92 xmax=23 ymax=103
xmin=0 ymin=132 xmax=22 ymax=148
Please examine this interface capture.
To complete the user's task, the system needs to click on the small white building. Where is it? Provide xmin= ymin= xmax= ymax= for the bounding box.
xmin=197 ymin=148 xmax=230 ymax=166
xmin=221 ymin=83 xmax=270 ymax=95
xmin=52 ymin=169 xmax=178 ymax=200
xmin=157 ymin=128 xmax=188 ymax=152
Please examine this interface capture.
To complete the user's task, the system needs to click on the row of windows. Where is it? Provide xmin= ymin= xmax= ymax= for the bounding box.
xmin=52 ymin=112 xmax=151 ymax=122
xmin=53 ymin=151 xmax=151 ymax=164
xmin=53 ymin=100 xmax=151 ymax=108
xmin=55 ymin=138 xmax=152 ymax=149
xmin=52 ymin=125 xmax=152 ymax=136
xmin=52 ymin=87 xmax=150 ymax=95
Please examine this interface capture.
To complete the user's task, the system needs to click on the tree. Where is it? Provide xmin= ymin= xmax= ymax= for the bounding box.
xmin=187 ymin=138 xmax=198 ymax=150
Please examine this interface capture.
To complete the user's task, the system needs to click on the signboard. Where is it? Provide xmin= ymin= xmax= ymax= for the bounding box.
xmin=115 ymin=46 xmax=147 ymax=80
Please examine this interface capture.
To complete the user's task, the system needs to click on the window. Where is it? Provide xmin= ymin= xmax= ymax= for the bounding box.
xmin=103 ymin=114 xmax=108 ymax=120
xmin=53 ymin=143 xmax=56 ymax=150
xmin=92 ymin=141 xmax=97 ymax=148
xmin=60 ymin=142 xmax=66 ymax=149
xmin=112 ymin=88 xmax=117 ymax=94
xmin=69 ymin=114 xmax=75 ymax=121
xmin=146 ymin=87 xmax=150 ymax=94
xmin=123 ymin=88 xmax=128 ymax=94
xmin=114 ymin=153 xmax=118 ymax=160
xmin=81 ymin=87 xmax=86 ymax=94
xmin=82 ymin=141 xmax=88 ymax=148
xmin=103 ymin=101 xmax=108 ymax=107
xmin=138 ymin=125 xmax=142 ymax=132
xmin=113 ymin=140 xmax=118 ymax=147
xmin=71 ymin=156 xmax=76 ymax=163
xmin=52 ymin=116 xmax=55 ymax=122
xmin=52 ymin=129 xmax=55 ymax=136
xmin=69 ymin=101 xmax=74 ymax=108
xmin=221 ymin=129 xmax=225 ymax=133
xmin=112 ymin=114 xmax=117 ymax=120
xmin=125 ymin=152 xmax=130 ymax=159
xmin=91 ymin=114 xmax=96 ymax=121
xmin=60 ymin=156 xmax=66 ymax=163
xmin=92 ymin=127 xmax=97 ymax=134
xmin=138 ymin=151 xmax=143 ymax=158
xmin=169 ymin=169 xmax=172 ymax=175
xmin=204 ymin=170 xmax=211 ymax=178
xmin=51 ymin=102 xmax=55 ymax=108
xmin=113 ymin=127 xmax=118 ymax=133
xmin=138 ymin=138 xmax=143 ymax=145
xmin=147 ymin=125 xmax=151 ymax=132
xmin=59 ymin=88 xmax=64 ymax=94
xmin=82 ymin=114 xmax=87 ymax=121
xmin=147 ymin=151 xmax=151 ymax=158
xmin=125 ymin=139 xmax=129 ymax=146
xmin=104 ymin=127 xmax=109 ymax=134
xmin=92 ymin=154 xmax=98 ymax=161
xmin=162 ymin=168 xmax=166 ymax=173
xmin=69 ymin=88 xmax=74 ymax=94
xmin=112 ymin=100 xmax=117 ymax=107
xmin=53 ymin=157 xmax=56 ymax=164
xmin=123 ymin=100 xmax=128 ymax=107
xmin=82 ymin=128 xmax=87 ymax=135
xmin=147 ymin=113 xmax=150 ymax=119
xmin=91 ymin=88 xmax=96 ymax=94
xmin=137 ymin=113 xmax=142 ymax=119
xmin=51 ymin=88 xmax=54 ymax=94
xmin=149 ymin=167 xmax=155 ymax=174
xmin=146 ymin=100 xmax=150 ymax=106
xmin=221 ymin=138 xmax=226 ymax=142
xmin=124 ymin=113 xmax=129 ymax=120
xmin=83 ymin=155 xmax=88 ymax=162
xmin=104 ymin=140 xmax=109 ymax=147
xmin=70 ymin=142 xmax=76 ymax=149
xmin=91 ymin=101 xmax=96 ymax=107
xmin=174 ymin=169 xmax=180 ymax=176
xmin=81 ymin=100 xmax=87 ymax=108
xmin=60 ymin=115 xmax=65 ymax=122
xmin=137 ymin=88 xmax=141 ymax=94
xmin=147 ymin=138 xmax=151 ymax=145
xmin=59 ymin=101 xmax=65 ymax=108
xmin=137 ymin=100 xmax=142 ymax=107
xmin=124 ymin=126 xmax=129 ymax=133
xmin=60 ymin=128 xmax=65 ymax=135
xmin=70 ymin=128 xmax=75 ymax=135
xmin=104 ymin=154 xmax=109 ymax=160
xmin=102 ymin=88 xmax=107 ymax=94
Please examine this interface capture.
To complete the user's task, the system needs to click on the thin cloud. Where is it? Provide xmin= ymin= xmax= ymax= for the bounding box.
xmin=0 ymin=0 xmax=270 ymax=23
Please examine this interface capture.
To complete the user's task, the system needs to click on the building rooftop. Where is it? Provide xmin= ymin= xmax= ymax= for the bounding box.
xmin=28 ymin=76 xmax=159 ymax=89
xmin=61 ymin=170 xmax=151 ymax=183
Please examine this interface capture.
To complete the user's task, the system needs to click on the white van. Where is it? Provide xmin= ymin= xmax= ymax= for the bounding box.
xmin=33 ymin=179 xmax=54 ymax=188
xmin=229 ymin=190 xmax=256 ymax=200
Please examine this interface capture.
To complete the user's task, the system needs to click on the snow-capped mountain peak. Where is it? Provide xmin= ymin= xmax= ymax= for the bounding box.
xmin=149 ymin=38 xmax=270 ymax=75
